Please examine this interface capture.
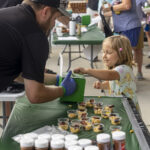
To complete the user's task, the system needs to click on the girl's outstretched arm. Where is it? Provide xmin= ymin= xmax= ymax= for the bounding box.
xmin=73 ymin=67 xmax=120 ymax=81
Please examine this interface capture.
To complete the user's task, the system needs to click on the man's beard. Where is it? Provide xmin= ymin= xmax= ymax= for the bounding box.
xmin=39 ymin=16 xmax=51 ymax=37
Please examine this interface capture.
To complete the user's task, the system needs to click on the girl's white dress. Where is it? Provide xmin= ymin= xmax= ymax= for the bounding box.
xmin=109 ymin=65 xmax=140 ymax=110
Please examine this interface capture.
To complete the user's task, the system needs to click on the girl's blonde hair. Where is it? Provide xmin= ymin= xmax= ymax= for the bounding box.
xmin=102 ymin=35 xmax=134 ymax=69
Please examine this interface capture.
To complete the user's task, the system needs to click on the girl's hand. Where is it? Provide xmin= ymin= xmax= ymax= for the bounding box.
xmin=93 ymin=81 xmax=102 ymax=89
xmin=73 ymin=67 xmax=87 ymax=74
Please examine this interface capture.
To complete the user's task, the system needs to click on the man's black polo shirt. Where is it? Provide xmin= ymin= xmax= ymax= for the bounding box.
xmin=0 ymin=4 xmax=49 ymax=91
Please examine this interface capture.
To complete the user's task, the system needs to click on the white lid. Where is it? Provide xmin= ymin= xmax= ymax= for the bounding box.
xmin=23 ymin=133 xmax=38 ymax=140
xmin=38 ymin=134 xmax=51 ymax=141
xmin=51 ymin=134 xmax=65 ymax=140
xmin=65 ymin=134 xmax=78 ymax=141
xmin=65 ymin=140 xmax=78 ymax=148
xmin=68 ymin=145 xmax=83 ymax=150
xmin=78 ymin=139 xmax=92 ymax=148
xmin=20 ymin=138 xmax=34 ymax=147
xmin=51 ymin=139 xmax=64 ymax=149
xmin=35 ymin=139 xmax=49 ymax=148
xmin=97 ymin=133 xmax=110 ymax=143
xmin=85 ymin=145 xmax=99 ymax=150
xmin=112 ymin=131 xmax=126 ymax=141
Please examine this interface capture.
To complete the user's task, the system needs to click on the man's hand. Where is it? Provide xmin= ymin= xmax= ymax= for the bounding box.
xmin=73 ymin=67 xmax=87 ymax=74
xmin=60 ymin=71 xmax=76 ymax=96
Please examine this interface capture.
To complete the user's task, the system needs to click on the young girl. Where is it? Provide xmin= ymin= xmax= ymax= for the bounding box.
xmin=74 ymin=35 xmax=140 ymax=111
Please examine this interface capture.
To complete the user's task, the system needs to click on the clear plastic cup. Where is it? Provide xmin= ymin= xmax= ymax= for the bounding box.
xmin=78 ymin=112 xmax=88 ymax=120
xmin=58 ymin=118 xmax=69 ymax=123
xmin=70 ymin=123 xmax=81 ymax=134
xmin=71 ymin=119 xmax=81 ymax=125
xmin=101 ymin=109 xmax=111 ymax=119
xmin=77 ymin=108 xmax=87 ymax=116
xmin=103 ymin=105 xmax=114 ymax=112
xmin=91 ymin=116 xmax=101 ymax=124
xmin=109 ymin=125 xmax=122 ymax=132
xmin=93 ymin=102 xmax=103 ymax=109
xmin=93 ymin=107 xmax=102 ymax=115
xmin=93 ymin=123 xmax=104 ymax=133
xmin=67 ymin=110 xmax=77 ymax=119
xmin=80 ymin=118 xmax=92 ymax=131
xmin=109 ymin=113 xmax=119 ymax=120
xmin=58 ymin=121 xmax=69 ymax=131
xmin=110 ymin=116 xmax=122 ymax=125
xmin=86 ymin=99 xmax=95 ymax=107
xmin=78 ymin=102 xmax=86 ymax=110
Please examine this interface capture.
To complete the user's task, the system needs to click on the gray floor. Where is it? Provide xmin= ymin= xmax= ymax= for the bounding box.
xmin=0 ymin=42 xmax=150 ymax=136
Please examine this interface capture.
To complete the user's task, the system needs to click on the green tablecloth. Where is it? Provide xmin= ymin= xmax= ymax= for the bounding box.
xmin=53 ymin=26 xmax=105 ymax=45
xmin=1 ymin=96 xmax=141 ymax=150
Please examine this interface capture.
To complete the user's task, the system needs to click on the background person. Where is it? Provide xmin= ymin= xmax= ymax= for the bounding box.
xmin=102 ymin=0 xmax=144 ymax=80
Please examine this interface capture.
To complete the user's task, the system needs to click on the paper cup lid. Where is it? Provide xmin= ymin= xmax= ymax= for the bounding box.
xmin=35 ymin=139 xmax=49 ymax=148
xmin=97 ymin=133 xmax=110 ymax=143
xmin=51 ymin=139 xmax=64 ymax=148
xmin=38 ymin=134 xmax=51 ymax=141
xmin=65 ymin=134 xmax=78 ymax=141
xmin=23 ymin=133 xmax=38 ymax=140
xmin=85 ymin=145 xmax=99 ymax=150
xmin=112 ymin=131 xmax=126 ymax=141
xmin=20 ymin=138 xmax=34 ymax=147
xmin=78 ymin=139 xmax=92 ymax=147
xmin=68 ymin=145 xmax=83 ymax=150
xmin=51 ymin=134 xmax=65 ymax=140
xmin=65 ymin=140 xmax=78 ymax=148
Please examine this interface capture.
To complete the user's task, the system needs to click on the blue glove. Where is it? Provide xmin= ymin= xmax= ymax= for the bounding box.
xmin=56 ymin=75 xmax=60 ymax=86
xmin=144 ymin=24 xmax=150 ymax=32
xmin=60 ymin=71 xmax=76 ymax=96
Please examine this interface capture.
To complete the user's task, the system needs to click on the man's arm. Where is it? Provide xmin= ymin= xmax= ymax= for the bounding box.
xmin=44 ymin=73 xmax=57 ymax=85
xmin=24 ymin=78 xmax=64 ymax=104
xmin=14 ymin=72 xmax=58 ymax=85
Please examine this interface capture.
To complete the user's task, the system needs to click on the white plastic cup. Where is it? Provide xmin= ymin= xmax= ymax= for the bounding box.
xmin=56 ymin=27 xmax=63 ymax=37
